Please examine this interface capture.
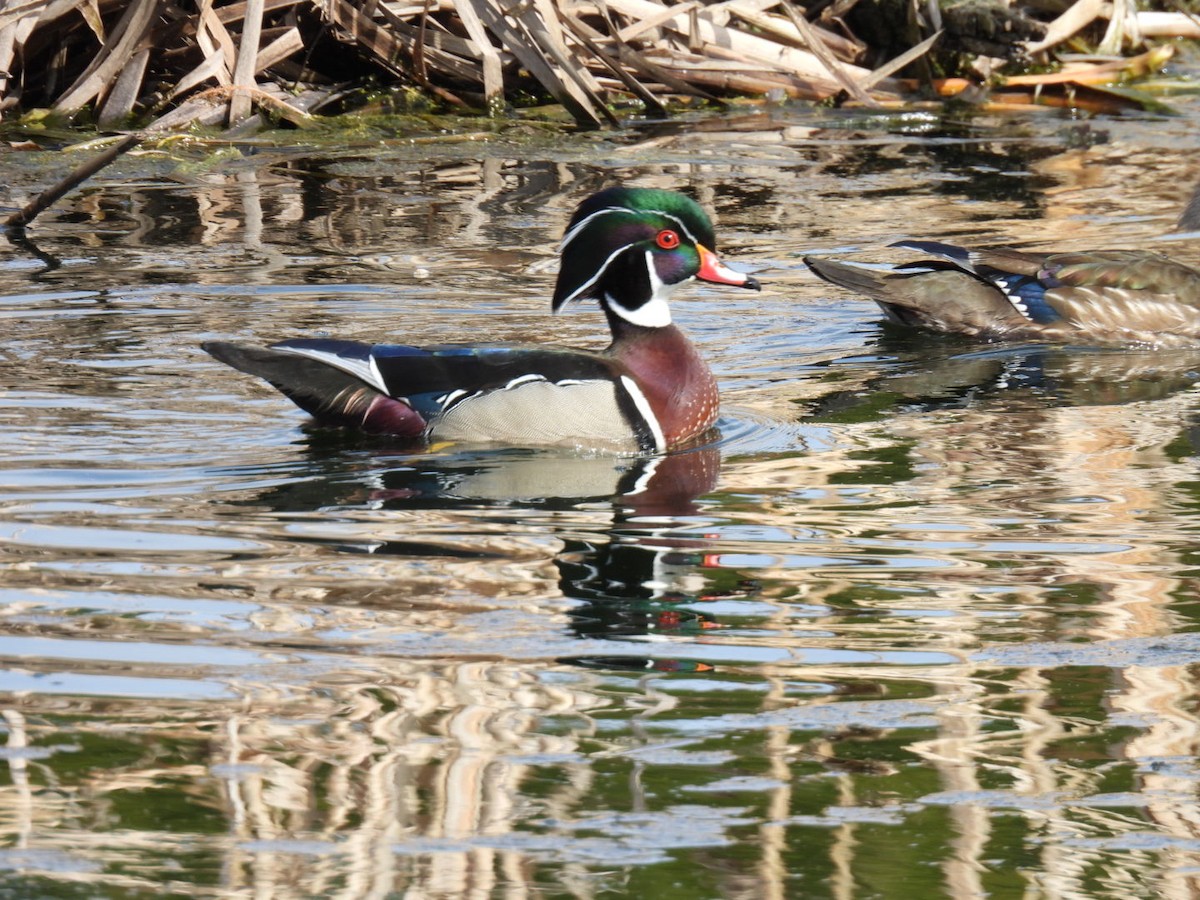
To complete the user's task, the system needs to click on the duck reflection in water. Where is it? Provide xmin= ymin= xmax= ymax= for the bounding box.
xmin=805 ymin=329 xmax=1200 ymax=424
xmin=247 ymin=439 xmax=748 ymax=672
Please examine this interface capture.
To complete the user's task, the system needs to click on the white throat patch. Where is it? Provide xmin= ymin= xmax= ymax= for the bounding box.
xmin=605 ymin=249 xmax=678 ymax=328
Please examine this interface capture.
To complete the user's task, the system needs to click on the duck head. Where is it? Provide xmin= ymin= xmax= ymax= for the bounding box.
xmin=552 ymin=187 xmax=761 ymax=330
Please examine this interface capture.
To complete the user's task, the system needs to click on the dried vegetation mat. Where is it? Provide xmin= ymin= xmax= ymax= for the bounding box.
xmin=0 ymin=0 xmax=1196 ymax=133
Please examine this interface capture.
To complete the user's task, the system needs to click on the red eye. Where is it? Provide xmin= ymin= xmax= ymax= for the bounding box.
xmin=656 ymin=229 xmax=680 ymax=249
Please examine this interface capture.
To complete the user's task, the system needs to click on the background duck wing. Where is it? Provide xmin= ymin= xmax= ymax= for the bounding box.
xmin=893 ymin=243 xmax=1200 ymax=339
xmin=979 ymin=249 xmax=1200 ymax=337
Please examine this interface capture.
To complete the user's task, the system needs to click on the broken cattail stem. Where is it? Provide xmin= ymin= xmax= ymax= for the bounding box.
xmin=4 ymin=133 xmax=144 ymax=231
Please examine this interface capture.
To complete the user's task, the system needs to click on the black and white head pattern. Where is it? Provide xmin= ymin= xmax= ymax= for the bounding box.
xmin=551 ymin=187 xmax=720 ymax=328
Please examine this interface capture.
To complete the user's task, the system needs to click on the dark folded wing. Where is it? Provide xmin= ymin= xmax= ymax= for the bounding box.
xmin=267 ymin=339 xmax=661 ymax=451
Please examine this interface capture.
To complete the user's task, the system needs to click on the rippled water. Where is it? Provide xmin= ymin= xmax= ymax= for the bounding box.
xmin=3 ymin=77 xmax=1200 ymax=896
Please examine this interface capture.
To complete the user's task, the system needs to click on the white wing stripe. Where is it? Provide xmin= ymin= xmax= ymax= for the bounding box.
xmin=995 ymin=276 xmax=1034 ymax=320
xmin=369 ymin=354 xmax=387 ymax=392
xmin=279 ymin=345 xmax=388 ymax=392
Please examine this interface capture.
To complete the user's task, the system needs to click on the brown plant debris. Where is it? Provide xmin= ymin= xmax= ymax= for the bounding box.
xmin=0 ymin=0 xmax=1190 ymax=132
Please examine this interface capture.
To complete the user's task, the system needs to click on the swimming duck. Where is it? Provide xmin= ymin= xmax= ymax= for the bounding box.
xmin=203 ymin=187 xmax=760 ymax=452
xmin=805 ymin=241 xmax=1200 ymax=348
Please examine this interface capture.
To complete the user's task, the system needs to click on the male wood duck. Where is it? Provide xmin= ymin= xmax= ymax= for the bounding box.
xmin=203 ymin=187 xmax=760 ymax=452
xmin=805 ymin=241 xmax=1200 ymax=348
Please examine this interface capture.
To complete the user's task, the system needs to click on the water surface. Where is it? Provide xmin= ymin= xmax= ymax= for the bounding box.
xmin=3 ymin=82 xmax=1200 ymax=897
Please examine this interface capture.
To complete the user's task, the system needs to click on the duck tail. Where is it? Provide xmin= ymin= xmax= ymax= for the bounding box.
xmin=201 ymin=341 xmax=426 ymax=436
xmin=804 ymin=256 xmax=891 ymax=299
xmin=804 ymin=254 xmax=1030 ymax=335
xmin=804 ymin=256 xmax=932 ymax=327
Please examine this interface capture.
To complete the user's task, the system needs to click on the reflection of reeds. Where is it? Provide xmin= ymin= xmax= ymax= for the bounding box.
xmin=0 ymin=662 xmax=617 ymax=895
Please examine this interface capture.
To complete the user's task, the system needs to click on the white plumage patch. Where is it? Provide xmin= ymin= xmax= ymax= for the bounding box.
xmin=624 ymin=455 xmax=662 ymax=496
xmin=604 ymin=249 xmax=675 ymax=328
xmin=436 ymin=388 xmax=469 ymax=406
xmin=620 ymin=375 xmax=666 ymax=453
xmin=279 ymin=345 xmax=388 ymax=393
xmin=437 ymin=374 xmax=558 ymax=412
xmin=646 ymin=209 xmax=697 ymax=244
xmin=560 ymin=206 xmax=697 ymax=251
xmin=558 ymin=242 xmax=633 ymax=309
xmin=560 ymin=206 xmax=625 ymax=251
xmin=992 ymin=275 xmax=1034 ymax=320
xmin=557 ymin=206 xmax=695 ymax=319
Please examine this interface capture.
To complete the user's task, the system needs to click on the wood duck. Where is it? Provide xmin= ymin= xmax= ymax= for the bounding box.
xmin=805 ymin=241 xmax=1200 ymax=348
xmin=203 ymin=187 xmax=760 ymax=452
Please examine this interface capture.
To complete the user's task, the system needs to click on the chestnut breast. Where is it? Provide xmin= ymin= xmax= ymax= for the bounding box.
xmin=610 ymin=324 xmax=718 ymax=447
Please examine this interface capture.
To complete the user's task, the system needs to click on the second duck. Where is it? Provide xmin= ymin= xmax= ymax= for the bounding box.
xmin=805 ymin=241 xmax=1200 ymax=348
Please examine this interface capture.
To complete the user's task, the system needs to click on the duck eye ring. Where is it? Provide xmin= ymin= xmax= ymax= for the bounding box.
xmin=655 ymin=229 xmax=681 ymax=250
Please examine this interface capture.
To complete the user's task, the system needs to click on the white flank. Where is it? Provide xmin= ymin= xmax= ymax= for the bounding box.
xmin=280 ymin=345 xmax=388 ymax=393
xmin=620 ymin=375 xmax=666 ymax=453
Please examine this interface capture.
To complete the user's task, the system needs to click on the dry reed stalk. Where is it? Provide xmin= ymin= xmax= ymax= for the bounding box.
xmin=602 ymin=7 xmax=717 ymax=95
xmin=447 ymin=0 xmax=505 ymax=107
xmin=778 ymin=0 xmax=875 ymax=104
xmin=859 ymin=29 xmax=941 ymax=91
xmin=1026 ymin=0 xmax=1108 ymax=54
xmin=54 ymin=0 xmax=160 ymax=110
xmin=558 ymin=12 xmax=673 ymax=113
xmin=0 ymin=22 xmax=19 ymax=114
xmin=721 ymin=0 xmax=864 ymax=62
xmin=0 ymin=0 xmax=1171 ymax=133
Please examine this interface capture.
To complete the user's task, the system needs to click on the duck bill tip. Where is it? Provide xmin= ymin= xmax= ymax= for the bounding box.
xmin=697 ymin=244 xmax=760 ymax=291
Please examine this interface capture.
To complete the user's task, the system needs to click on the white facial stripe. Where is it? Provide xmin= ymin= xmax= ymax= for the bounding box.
xmin=561 ymin=204 xmax=700 ymax=251
xmin=645 ymin=209 xmax=698 ymax=244
xmin=281 ymin=345 xmax=388 ymax=393
xmin=559 ymin=241 xmax=632 ymax=307
xmin=560 ymin=203 xmax=702 ymax=322
xmin=620 ymin=375 xmax=666 ymax=453
xmin=560 ymin=206 xmax=628 ymax=250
